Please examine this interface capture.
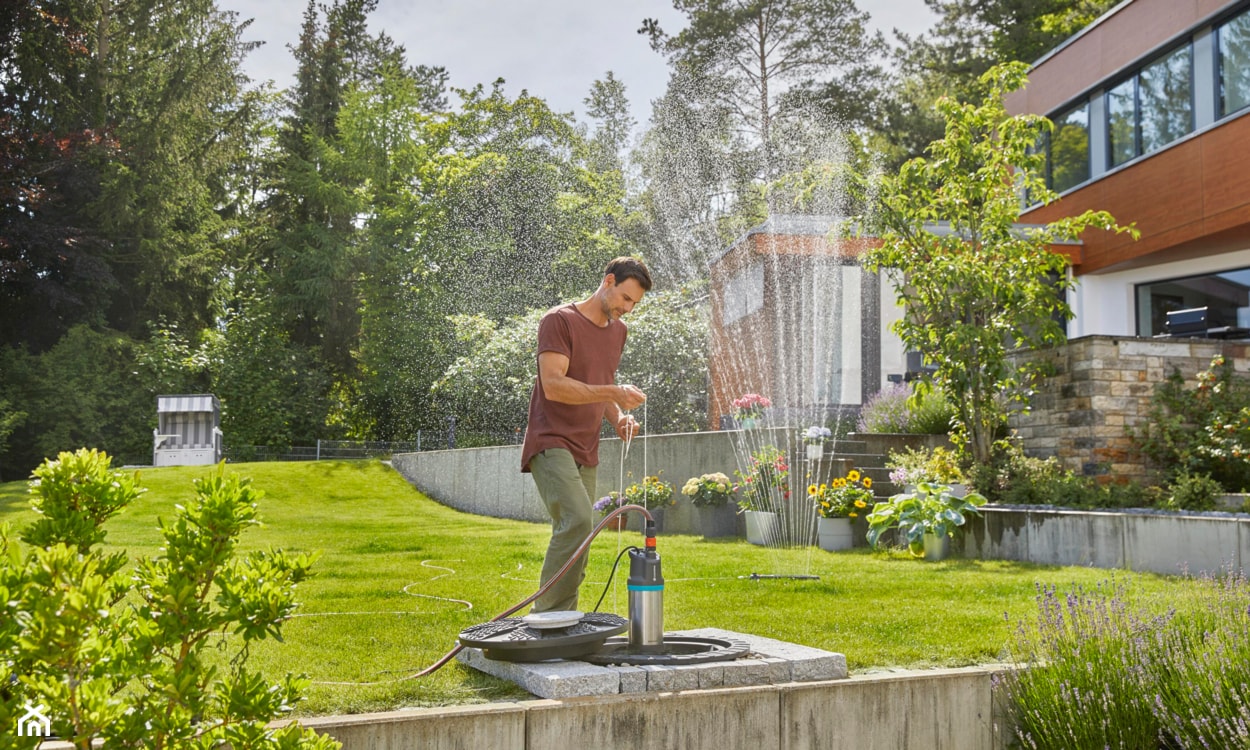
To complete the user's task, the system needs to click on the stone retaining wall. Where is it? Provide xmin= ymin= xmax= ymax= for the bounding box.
xmin=288 ymin=666 xmax=1009 ymax=750
xmin=1008 ymin=335 xmax=1250 ymax=482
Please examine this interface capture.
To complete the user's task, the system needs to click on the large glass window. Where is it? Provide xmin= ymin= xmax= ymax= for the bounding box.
xmin=1139 ymin=46 xmax=1192 ymax=152
xmin=1107 ymin=78 xmax=1137 ymax=166
xmin=1219 ymin=7 xmax=1250 ymax=116
xmin=1136 ymin=268 xmax=1250 ymax=337
xmin=1106 ymin=44 xmax=1193 ymax=167
xmin=1049 ymin=103 xmax=1090 ymax=192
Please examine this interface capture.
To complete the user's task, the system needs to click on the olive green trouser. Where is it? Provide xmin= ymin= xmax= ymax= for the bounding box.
xmin=529 ymin=448 xmax=597 ymax=613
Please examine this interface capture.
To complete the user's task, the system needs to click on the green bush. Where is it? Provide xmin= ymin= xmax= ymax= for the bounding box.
xmin=968 ymin=438 xmax=1154 ymax=509
xmin=857 ymin=382 xmax=955 ymax=435
xmin=0 ymin=449 xmax=336 ymax=749
xmin=908 ymin=387 xmax=956 ymax=434
xmin=1165 ymin=469 xmax=1221 ymax=512
xmin=1134 ymin=354 xmax=1250 ymax=491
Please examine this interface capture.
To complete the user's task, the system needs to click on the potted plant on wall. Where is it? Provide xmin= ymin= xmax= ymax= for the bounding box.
xmin=732 ymin=392 xmax=771 ymax=430
xmin=887 ymin=445 xmax=968 ymax=497
xmin=802 ymin=425 xmax=832 ymax=461
xmin=866 ymin=482 xmax=986 ymax=561
xmin=593 ymin=491 xmax=628 ymax=530
xmin=734 ymin=445 xmax=789 ymax=545
xmin=810 ymin=468 xmax=873 ymax=551
xmin=624 ymin=473 xmax=675 ymax=531
xmin=682 ymin=472 xmax=738 ymax=538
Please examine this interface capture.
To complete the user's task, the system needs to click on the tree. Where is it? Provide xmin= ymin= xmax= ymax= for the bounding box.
xmin=860 ymin=62 xmax=1136 ymax=465
xmin=640 ymin=0 xmax=886 ymax=176
xmin=0 ymin=449 xmax=336 ymax=749
xmin=432 ymin=285 xmax=709 ymax=441
xmin=874 ymin=0 xmax=1118 ymax=168
xmin=0 ymin=0 xmax=260 ymax=350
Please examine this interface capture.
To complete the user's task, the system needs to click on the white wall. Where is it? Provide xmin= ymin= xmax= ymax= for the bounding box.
xmin=1069 ymin=247 xmax=1250 ymax=337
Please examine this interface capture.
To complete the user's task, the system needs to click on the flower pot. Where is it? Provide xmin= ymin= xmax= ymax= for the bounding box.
xmin=697 ymin=504 xmax=738 ymax=539
xmin=805 ymin=443 xmax=824 ymax=461
xmin=816 ymin=516 xmax=853 ymax=552
xmin=922 ymin=532 xmax=951 ymax=561
xmin=599 ymin=514 xmax=627 ymax=532
xmin=739 ymin=416 xmax=758 ymax=430
xmin=744 ymin=510 xmax=778 ymax=546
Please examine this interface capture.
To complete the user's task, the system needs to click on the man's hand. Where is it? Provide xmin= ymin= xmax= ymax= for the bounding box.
xmin=615 ymin=413 xmax=641 ymax=442
xmin=616 ymin=384 xmax=647 ymax=411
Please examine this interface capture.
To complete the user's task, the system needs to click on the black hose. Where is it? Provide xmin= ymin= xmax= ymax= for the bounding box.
xmin=412 ymin=503 xmax=654 ymax=677
xmin=591 ymin=544 xmax=639 ymax=614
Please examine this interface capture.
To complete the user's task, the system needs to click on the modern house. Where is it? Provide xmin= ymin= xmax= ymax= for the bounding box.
xmin=1011 ymin=0 xmax=1250 ymax=338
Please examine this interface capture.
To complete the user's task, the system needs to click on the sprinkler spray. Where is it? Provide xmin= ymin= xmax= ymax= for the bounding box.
xmin=626 ymin=518 xmax=664 ymax=652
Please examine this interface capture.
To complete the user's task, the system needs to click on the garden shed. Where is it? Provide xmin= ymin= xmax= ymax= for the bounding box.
xmin=153 ymin=394 xmax=222 ymax=466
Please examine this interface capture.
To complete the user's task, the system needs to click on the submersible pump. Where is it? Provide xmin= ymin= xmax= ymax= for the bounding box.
xmin=627 ymin=519 xmax=664 ymax=652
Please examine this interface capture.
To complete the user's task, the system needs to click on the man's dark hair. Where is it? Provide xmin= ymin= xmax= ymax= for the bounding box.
xmin=604 ymin=256 xmax=652 ymax=291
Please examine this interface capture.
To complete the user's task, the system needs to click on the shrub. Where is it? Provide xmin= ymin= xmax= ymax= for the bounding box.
xmin=908 ymin=387 xmax=956 ymax=434
xmin=1134 ymin=354 xmax=1250 ymax=491
xmin=856 ymin=383 xmax=911 ymax=433
xmin=857 ymin=383 xmax=955 ymax=435
xmin=1165 ymin=469 xmax=1221 ymax=512
xmin=0 ymin=449 xmax=336 ymax=749
xmin=999 ymin=572 xmax=1250 ymax=750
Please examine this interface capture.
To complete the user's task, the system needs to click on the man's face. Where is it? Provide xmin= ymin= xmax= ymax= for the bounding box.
xmin=602 ymin=276 xmax=646 ymax=320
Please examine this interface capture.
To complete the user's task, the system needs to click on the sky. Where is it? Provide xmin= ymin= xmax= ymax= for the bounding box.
xmin=217 ymin=0 xmax=939 ymax=127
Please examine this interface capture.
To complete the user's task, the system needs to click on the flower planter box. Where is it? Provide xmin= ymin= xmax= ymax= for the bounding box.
xmin=817 ymin=517 xmax=853 ymax=551
xmin=697 ymin=504 xmax=739 ymax=538
xmin=744 ymin=510 xmax=778 ymax=546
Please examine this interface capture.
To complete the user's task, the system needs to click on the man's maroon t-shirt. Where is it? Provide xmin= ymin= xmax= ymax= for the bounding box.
xmin=520 ymin=303 xmax=627 ymax=472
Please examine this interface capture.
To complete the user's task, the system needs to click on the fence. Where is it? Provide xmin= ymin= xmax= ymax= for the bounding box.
xmin=224 ymin=439 xmax=422 ymax=463
xmin=221 ymin=427 xmax=528 ymax=463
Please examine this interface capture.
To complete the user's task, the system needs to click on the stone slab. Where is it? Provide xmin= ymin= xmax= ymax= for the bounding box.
xmin=458 ymin=627 xmax=847 ymax=699
xmin=456 ymin=647 xmax=620 ymax=699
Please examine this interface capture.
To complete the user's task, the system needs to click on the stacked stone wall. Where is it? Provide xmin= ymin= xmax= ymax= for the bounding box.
xmin=1009 ymin=336 xmax=1250 ymax=483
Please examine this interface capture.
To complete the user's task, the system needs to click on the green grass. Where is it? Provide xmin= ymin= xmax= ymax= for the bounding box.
xmin=0 ymin=460 xmax=1206 ymax=717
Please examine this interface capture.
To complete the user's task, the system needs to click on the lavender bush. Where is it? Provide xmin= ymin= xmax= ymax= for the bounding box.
xmin=999 ymin=572 xmax=1250 ymax=748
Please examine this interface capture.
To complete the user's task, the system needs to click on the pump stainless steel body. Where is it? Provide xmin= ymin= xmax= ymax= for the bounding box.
xmin=627 ymin=546 xmax=664 ymax=652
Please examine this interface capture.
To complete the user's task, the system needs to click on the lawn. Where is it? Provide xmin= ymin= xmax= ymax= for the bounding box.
xmin=0 ymin=459 xmax=1206 ymax=717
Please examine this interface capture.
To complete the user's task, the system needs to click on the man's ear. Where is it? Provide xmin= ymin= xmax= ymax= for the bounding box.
xmin=602 ymin=273 xmax=617 ymax=289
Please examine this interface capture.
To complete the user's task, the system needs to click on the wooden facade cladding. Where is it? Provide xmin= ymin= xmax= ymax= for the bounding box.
xmin=1005 ymin=0 xmax=1232 ymax=116
xmin=1019 ymin=112 xmax=1250 ymax=275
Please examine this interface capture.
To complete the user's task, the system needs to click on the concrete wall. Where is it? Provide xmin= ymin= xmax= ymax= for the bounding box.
xmin=391 ymin=428 xmax=793 ymax=535
xmin=293 ymin=666 xmax=1009 ymax=750
xmin=959 ymin=506 xmax=1250 ymax=575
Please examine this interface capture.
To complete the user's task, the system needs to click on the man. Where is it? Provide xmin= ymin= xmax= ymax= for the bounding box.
xmin=520 ymin=256 xmax=651 ymax=613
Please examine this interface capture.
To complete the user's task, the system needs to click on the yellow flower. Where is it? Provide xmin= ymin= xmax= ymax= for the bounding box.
xmin=848 ymin=512 xmax=858 ymax=518
xmin=847 ymin=470 xmax=861 ymax=482
xmin=862 ymin=477 xmax=873 ymax=489
xmin=854 ymin=499 xmax=867 ymax=508
xmin=833 ymin=477 xmax=847 ymax=488
xmin=808 ymin=484 xmax=819 ymax=496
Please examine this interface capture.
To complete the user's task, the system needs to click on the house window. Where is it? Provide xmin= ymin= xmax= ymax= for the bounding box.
xmin=1107 ymin=44 xmax=1193 ymax=167
xmin=1219 ymin=7 xmax=1250 ymax=117
xmin=1135 ymin=268 xmax=1250 ymax=337
xmin=1048 ymin=103 xmax=1090 ymax=192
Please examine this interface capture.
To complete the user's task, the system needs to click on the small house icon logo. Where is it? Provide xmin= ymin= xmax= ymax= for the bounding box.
xmin=16 ymin=701 xmax=52 ymax=738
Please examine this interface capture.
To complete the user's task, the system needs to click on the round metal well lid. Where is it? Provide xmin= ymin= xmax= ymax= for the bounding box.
xmin=458 ymin=612 xmax=628 ymax=662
